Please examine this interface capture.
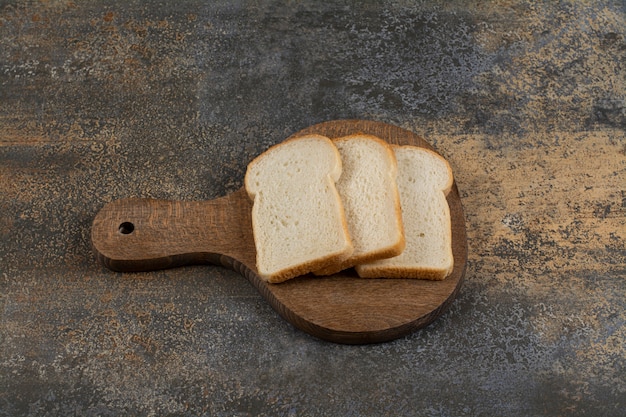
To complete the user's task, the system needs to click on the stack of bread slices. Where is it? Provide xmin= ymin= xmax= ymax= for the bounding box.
xmin=245 ymin=133 xmax=454 ymax=284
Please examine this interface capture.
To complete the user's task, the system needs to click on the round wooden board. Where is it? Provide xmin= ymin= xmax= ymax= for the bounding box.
xmin=262 ymin=120 xmax=467 ymax=343
xmin=91 ymin=119 xmax=467 ymax=344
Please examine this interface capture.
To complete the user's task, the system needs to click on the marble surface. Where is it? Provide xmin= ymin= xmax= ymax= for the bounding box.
xmin=1 ymin=1 xmax=624 ymax=416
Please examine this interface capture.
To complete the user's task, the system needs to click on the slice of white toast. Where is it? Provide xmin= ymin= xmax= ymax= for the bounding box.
xmin=245 ymin=135 xmax=353 ymax=283
xmin=314 ymin=134 xmax=405 ymax=275
xmin=356 ymin=145 xmax=454 ymax=280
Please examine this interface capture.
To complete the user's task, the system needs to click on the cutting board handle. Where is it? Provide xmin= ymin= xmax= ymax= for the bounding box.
xmin=91 ymin=189 xmax=257 ymax=273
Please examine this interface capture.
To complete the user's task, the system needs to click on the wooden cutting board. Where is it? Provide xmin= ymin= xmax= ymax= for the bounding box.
xmin=91 ymin=120 xmax=467 ymax=344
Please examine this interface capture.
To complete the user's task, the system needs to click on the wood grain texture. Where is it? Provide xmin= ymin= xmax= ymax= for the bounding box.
xmin=91 ymin=120 xmax=467 ymax=343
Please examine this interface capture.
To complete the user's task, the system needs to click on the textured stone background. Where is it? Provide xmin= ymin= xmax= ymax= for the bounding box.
xmin=1 ymin=1 xmax=625 ymax=416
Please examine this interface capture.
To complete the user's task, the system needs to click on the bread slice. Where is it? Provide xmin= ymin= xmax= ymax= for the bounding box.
xmin=245 ymin=134 xmax=353 ymax=283
xmin=356 ymin=145 xmax=454 ymax=280
xmin=314 ymin=134 xmax=405 ymax=275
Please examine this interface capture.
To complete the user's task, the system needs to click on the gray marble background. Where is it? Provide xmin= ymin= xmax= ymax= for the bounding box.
xmin=1 ymin=1 xmax=625 ymax=416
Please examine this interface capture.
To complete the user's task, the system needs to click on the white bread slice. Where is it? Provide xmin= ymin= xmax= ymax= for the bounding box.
xmin=356 ymin=145 xmax=454 ymax=280
xmin=245 ymin=135 xmax=353 ymax=283
xmin=314 ymin=134 xmax=405 ymax=275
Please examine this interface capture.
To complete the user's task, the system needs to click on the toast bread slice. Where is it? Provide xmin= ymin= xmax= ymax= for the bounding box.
xmin=315 ymin=134 xmax=405 ymax=275
xmin=245 ymin=135 xmax=353 ymax=283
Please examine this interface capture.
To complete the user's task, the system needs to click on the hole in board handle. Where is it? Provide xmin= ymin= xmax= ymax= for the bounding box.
xmin=119 ymin=222 xmax=135 ymax=234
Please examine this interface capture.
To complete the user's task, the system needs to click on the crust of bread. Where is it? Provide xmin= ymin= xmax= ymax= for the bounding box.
xmin=262 ymin=248 xmax=352 ymax=284
xmin=355 ymin=263 xmax=454 ymax=281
